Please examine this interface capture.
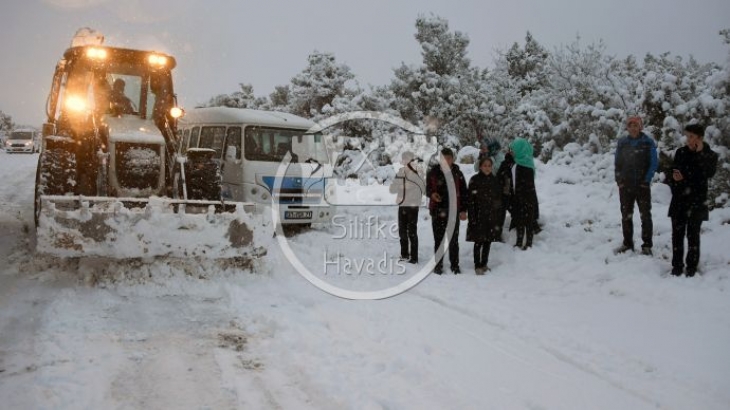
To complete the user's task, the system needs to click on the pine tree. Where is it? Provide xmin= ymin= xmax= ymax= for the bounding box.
xmin=0 ymin=110 xmax=12 ymax=131
xmin=389 ymin=15 xmax=486 ymax=146
xmin=289 ymin=51 xmax=355 ymax=119
xmin=202 ymin=83 xmax=267 ymax=109
xmin=506 ymin=32 xmax=550 ymax=96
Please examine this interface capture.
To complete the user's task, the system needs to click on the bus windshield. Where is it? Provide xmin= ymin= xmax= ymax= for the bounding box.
xmin=244 ymin=127 xmax=328 ymax=164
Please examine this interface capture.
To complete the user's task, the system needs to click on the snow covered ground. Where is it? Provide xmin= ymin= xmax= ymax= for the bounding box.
xmin=1 ymin=148 xmax=729 ymax=409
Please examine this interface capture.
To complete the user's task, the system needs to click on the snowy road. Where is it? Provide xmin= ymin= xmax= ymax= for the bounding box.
xmin=1 ymin=150 xmax=729 ymax=409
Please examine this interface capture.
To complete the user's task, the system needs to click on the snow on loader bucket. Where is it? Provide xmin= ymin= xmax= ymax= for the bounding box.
xmin=35 ymin=196 xmax=270 ymax=259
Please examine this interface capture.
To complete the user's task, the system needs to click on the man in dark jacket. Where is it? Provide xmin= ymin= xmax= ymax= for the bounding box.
xmin=667 ymin=124 xmax=718 ymax=276
xmin=614 ymin=116 xmax=658 ymax=255
xmin=427 ymin=148 xmax=468 ymax=274
xmin=110 ymin=78 xmax=135 ymax=115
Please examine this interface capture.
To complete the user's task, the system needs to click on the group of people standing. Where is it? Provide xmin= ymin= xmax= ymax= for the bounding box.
xmin=615 ymin=117 xmax=718 ymax=277
xmin=391 ymin=137 xmax=539 ymax=275
xmin=391 ymin=115 xmax=719 ymax=278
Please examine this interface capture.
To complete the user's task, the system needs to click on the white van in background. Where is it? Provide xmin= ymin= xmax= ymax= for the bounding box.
xmin=178 ymin=107 xmax=335 ymax=226
xmin=5 ymin=129 xmax=39 ymax=153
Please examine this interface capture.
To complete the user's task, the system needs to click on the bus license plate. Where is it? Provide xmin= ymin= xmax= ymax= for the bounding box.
xmin=285 ymin=210 xmax=312 ymax=220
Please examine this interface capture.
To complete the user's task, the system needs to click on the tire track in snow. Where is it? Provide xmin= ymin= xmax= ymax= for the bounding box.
xmin=407 ymin=289 xmax=674 ymax=409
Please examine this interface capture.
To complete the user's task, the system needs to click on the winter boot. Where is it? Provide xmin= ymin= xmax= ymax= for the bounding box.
xmin=614 ymin=243 xmax=634 ymax=254
xmin=523 ymin=229 xmax=534 ymax=250
xmin=514 ymin=228 xmax=524 ymax=249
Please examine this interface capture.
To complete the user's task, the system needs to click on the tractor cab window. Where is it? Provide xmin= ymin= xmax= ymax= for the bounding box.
xmin=107 ymin=74 xmax=141 ymax=115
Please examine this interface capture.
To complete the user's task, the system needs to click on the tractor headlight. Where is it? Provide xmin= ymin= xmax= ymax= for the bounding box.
xmin=65 ymin=95 xmax=88 ymax=112
xmin=169 ymin=106 xmax=184 ymax=119
xmin=86 ymin=47 xmax=107 ymax=60
xmin=148 ymin=54 xmax=168 ymax=67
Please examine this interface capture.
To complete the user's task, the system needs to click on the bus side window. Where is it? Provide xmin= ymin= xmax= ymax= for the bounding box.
xmin=225 ymin=126 xmax=242 ymax=160
xmin=190 ymin=126 xmax=200 ymax=148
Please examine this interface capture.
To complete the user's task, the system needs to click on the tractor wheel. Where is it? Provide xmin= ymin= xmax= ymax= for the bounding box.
xmin=185 ymin=159 xmax=221 ymax=201
xmin=34 ymin=148 xmax=76 ymax=227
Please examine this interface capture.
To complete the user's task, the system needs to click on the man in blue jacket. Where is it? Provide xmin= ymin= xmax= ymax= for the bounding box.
xmin=614 ymin=116 xmax=658 ymax=255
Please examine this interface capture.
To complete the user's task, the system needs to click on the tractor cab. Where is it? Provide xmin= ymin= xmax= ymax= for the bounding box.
xmin=42 ymin=31 xmax=184 ymax=198
xmin=45 ymin=45 xmax=182 ymax=147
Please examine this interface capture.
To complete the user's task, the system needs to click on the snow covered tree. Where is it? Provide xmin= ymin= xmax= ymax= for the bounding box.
xmin=268 ymin=85 xmax=291 ymax=112
xmin=202 ymin=83 xmax=267 ymax=109
xmin=548 ymin=38 xmax=625 ymax=150
xmin=389 ymin=15 xmax=486 ymax=147
xmin=415 ymin=15 xmax=470 ymax=76
xmin=485 ymin=33 xmax=555 ymax=156
xmin=289 ymin=51 xmax=356 ymax=119
xmin=0 ymin=110 xmax=12 ymax=133
xmin=703 ymin=29 xmax=730 ymax=208
xmin=506 ymin=32 xmax=550 ymax=96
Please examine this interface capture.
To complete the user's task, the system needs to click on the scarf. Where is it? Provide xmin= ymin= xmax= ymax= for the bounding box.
xmin=510 ymin=138 xmax=535 ymax=171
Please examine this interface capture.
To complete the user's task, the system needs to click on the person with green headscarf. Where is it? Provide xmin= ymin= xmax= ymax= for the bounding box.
xmin=508 ymin=138 xmax=539 ymax=250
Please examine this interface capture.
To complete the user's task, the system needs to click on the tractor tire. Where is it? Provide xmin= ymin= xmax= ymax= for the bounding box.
xmin=184 ymin=159 xmax=221 ymax=201
xmin=34 ymin=148 xmax=76 ymax=227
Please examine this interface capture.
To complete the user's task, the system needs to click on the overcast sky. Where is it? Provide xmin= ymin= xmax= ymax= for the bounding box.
xmin=1 ymin=0 xmax=729 ymax=126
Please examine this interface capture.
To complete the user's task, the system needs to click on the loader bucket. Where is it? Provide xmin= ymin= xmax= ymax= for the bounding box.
xmin=35 ymin=195 xmax=272 ymax=259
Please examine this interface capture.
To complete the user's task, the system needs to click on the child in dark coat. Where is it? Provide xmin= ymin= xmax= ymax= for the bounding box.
xmin=467 ymin=157 xmax=503 ymax=274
